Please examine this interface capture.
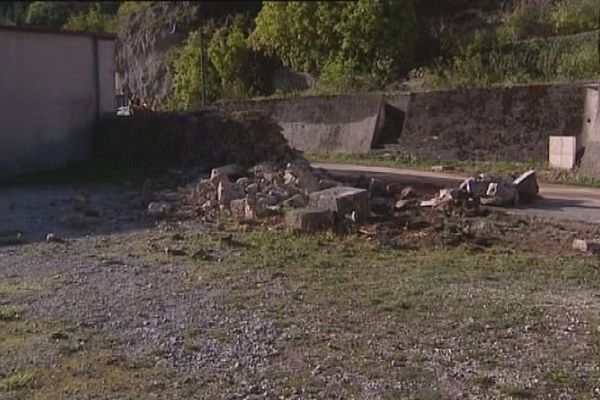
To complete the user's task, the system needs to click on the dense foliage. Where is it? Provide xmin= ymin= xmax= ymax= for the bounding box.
xmin=251 ymin=0 xmax=418 ymax=91
xmin=167 ymin=30 xmax=221 ymax=110
xmin=424 ymin=0 xmax=599 ymax=89
xmin=1 ymin=0 xmax=597 ymax=105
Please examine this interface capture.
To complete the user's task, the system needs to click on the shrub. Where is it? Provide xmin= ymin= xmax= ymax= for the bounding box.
xmin=25 ymin=1 xmax=84 ymax=28
xmin=63 ymin=3 xmax=118 ymax=33
xmin=208 ymin=20 xmax=259 ymax=98
xmin=551 ymin=0 xmax=599 ymax=35
xmin=167 ymin=30 xmax=221 ymax=110
xmin=250 ymin=0 xmax=418 ymax=89
xmin=424 ymin=30 xmax=600 ymax=89
xmin=504 ymin=0 xmax=554 ymax=40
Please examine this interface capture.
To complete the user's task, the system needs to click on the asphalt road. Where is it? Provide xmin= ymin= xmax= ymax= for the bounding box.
xmin=313 ymin=162 xmax=600 ymax=224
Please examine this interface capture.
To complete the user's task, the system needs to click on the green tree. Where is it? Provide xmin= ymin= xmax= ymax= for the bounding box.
xmin=336 ymin=0 xmax=417 ymax=81
xmin=250 ymin=0 xmax=418 ymax=90
xmin=25 ymin=1 xmax=84 ymax=29
xmin=208 ymin=17 xmax=264 ymax=98
xmin=167 ymin=30 xmax=221 ymax=110
xmin=251 ymin=2 xmax=342 ymax=75
xmin=63 ymin=3 xmax=118 ymax=33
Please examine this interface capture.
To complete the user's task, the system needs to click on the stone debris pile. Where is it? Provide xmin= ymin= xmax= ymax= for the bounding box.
xmin=179 ymin=156 xmax=350 ymax=222
xmin=145 ymin=162 xmax=541 ymax=234
xmin=421 ymin=170 xmax=539 ymax=209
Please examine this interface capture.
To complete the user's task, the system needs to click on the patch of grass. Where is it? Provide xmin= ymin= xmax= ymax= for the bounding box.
xmin=0 ymin=307 xmax=23 ymax=321
xmin=0 ymin=371 xmax=35 ymax=391
xmin=178 ymin=225 xmax=600 ymax=397
xmin=500 ymin=384 xmax=535 ymax=398
xmin=473 ymin=375 xmax=496 ymax=390
xmin=414 ymin=389 xmax=444 ymax=400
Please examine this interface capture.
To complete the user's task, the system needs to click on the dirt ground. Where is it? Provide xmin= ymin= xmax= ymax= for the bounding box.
xmin=3 ymin=175 xmax=600 ymax=399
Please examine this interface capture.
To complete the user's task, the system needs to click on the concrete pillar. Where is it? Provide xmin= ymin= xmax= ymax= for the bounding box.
xmin=579 ymin=83 xmax=600 ymax=178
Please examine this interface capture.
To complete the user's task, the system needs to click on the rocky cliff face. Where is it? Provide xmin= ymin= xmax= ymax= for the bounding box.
xmin=116 ymin=2 xmax=201 ymax=104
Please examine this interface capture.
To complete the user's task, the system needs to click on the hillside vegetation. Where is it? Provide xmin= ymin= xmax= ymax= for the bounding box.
xmin=0 ymin=0 xmax=598 ymax=109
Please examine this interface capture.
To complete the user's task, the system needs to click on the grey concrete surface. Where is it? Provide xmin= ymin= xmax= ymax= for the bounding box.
xmin=313 ymin=162 xmax=600 ymax=225
xmin=218 ymin=93 xmax=384 ymax=153
xmin=0 ymin=28 xmax=115 ymax=179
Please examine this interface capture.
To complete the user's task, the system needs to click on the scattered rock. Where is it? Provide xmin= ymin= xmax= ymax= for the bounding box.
xmin=229 ymin=198 xmax=248 ymax=215
xmin=386 ymin=182 xmax=405 ymax=195
xmin=572 ymin=239 xmax=600 ymax=253
xmin=210 ymin=164 xmax=244 ymax=180
xmin=281 ymin=194 xmax=307 ymax=208
xmin=319 ymin=179 xmax=340 ymax=190
xmin=400 ymin=186 xmax=417 ymax=200
xmin=394 ymin=199 xmax=418 ymax=211
xmin=147 ymin=202 xmax=172 ymax=217
xmin=45 ymin=233 xmax=64 ymax=243
xmin=479 ymin=178 xmax=517 ymax=207
xmin=514 ymin=170 xmax=539 ymax=203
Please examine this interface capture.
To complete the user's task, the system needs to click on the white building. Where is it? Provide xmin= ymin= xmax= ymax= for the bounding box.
xmin=0 ymin=25 xmax=116 ymax=179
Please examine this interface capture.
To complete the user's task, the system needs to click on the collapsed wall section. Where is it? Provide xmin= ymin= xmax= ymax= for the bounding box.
xmin=91 ymin=110 xmax=298 ymax=172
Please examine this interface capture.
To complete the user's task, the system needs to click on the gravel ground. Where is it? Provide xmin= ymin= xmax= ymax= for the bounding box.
xmin=3 ymin=180 xmax=600 ymax=399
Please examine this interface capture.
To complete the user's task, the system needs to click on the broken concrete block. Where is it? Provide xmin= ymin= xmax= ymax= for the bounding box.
xmin=236 ymin=177 xmax=251 ymax=186
xmin=572 ymin=239 xmax=600 ymax=253
xmin=371 ymin=196 xmax=389 ymax=208
xmin=210 ymin=164 xmax=244 ymax=180
xmin=385 ymin=182 xmax=405 ymax=195
xmin=245 ymin=183 xmax=259 ymax=195
xmin=308 ymin=186 xmax=370 ymax=222
xmin=400 ymin=186 xmax=417 ymax=200
xmin=285 ymin=208 xmax=334 ymax=233
xmin=394 ymin=199 xmax=419 ymax=211
xmin=244 ymin=195 xmax=260 ymax=219
xmin=296 ymin=170 xmax=321 ymax=194
xmin=147 ymin=202 xmax=172 ymax=217
xmin=217 ymin=180 xmax=242 ymax=207
xmin=420 ymin=198 xmax=443 ymax=208
xmin=281 ymin=194 xmax=308 ymax=208
xmin=319 ymin=179 xmax=340 ymax=190
xmin=229 ymin=198 xmax=247 ymax=215
xmin=480 ymin=179 xmax=517 ymax=207
xmin=514 ymin=170 xmax=539 ymax=203
xmin=368 ymin=178 xmax=385 ymax=196
xmin=257 ymin=195 xmax=280 ymax=208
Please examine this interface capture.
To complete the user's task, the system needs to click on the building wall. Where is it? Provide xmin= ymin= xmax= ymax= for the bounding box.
xmin=0 ymin=29 xmax=115 ymax=179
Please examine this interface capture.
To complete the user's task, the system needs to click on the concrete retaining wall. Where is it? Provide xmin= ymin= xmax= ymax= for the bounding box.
xmin=218 ymin=83 xmax=591 ymax=162
xmin=218 ymin=93 xmax=384 ymax=153
xmin=0 ymin=27 xmax=115 ymax=179
xmin=399 ymin=83 xmax=587 ymax=162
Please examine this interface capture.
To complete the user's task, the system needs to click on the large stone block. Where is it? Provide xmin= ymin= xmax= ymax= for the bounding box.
xmin=549 ymin=136 xmax=576 ymax=170
xmin=308 ymin=186 xmax=370 ymax=221
xmin=285 ymin=208 xmax=334 ymax=233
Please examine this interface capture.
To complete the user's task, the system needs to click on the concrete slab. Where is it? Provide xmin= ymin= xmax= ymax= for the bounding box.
xmin=549 ymin=136 xmax=576 ymax=169
xmin=308 ymin=186 xmax=370 ymax=221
